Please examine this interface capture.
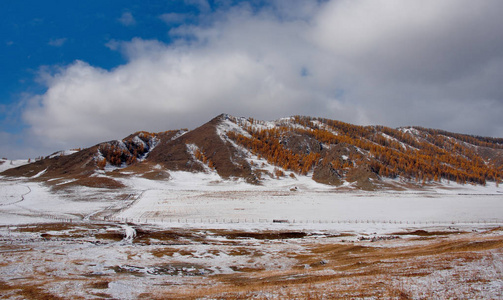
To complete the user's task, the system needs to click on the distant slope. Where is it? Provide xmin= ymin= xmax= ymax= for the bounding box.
xmin=0 ymin=158 xmax=30 ymax=173
xmin=2 ymin=114 xmax=502 ymax=190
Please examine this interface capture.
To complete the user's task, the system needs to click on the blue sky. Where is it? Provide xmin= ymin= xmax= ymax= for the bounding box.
xmin=2 ymin=0 xmax=503 ymax=158
xmin=1 ymin=1 xmax=202 ymax=112
xmin=1 ymin=0 xmax=219 ymax=156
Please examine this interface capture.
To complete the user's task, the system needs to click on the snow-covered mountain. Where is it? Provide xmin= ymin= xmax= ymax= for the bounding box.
xmin=2 ymin=114 xmax=502 ymax=190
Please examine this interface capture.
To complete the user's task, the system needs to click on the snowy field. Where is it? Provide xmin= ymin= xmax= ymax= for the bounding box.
xmin=0 ymin=177 xmax=129 ymax=225
xmin=117 ymin=171 xmax=503 ymax=234
xmin=1 ymin=171 xmax=502 ymax=231
xmin=1 ymin=172 xmax=503 ymax=299
xmin=115 ymin=188 xmax=503 ymax=230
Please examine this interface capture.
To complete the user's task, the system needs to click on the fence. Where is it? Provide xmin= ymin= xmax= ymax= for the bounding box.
xmin=100 ymin=216 xmax=503 ymax=226
xmin=14 ymin=214 xmax=502 ymax=226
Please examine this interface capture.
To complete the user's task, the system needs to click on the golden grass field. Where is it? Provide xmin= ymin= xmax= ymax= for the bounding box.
xmin=1 ymin=223 xmax=502 ymax=299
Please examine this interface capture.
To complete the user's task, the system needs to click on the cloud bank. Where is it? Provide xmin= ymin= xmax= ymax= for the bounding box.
xmin=23 ymin=0 xmax=503 ymax=153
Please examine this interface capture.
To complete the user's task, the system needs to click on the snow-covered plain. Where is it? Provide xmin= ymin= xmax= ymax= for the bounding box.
xmin=116 ymin=183 xmax=503 ymax=228
xmin=108 ymin=171 xmax=503 ymax=233
xmin=0 ymin=177 xmax=130 ymax=225
xmin=1 ymin=171 xmax=502 ymax=232
xmin=1 ymin=171 xmax=502 ymax=299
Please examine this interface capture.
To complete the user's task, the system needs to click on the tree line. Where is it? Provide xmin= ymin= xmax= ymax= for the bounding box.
xmin=228 ymin=116 xmax=502 ymax=185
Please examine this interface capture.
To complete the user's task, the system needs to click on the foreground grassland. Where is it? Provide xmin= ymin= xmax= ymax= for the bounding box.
xmin=1 ymin=223 xmax=502 ymax=299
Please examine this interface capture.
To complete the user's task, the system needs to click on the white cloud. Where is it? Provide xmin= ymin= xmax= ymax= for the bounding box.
xmin=159 ymin=13 xmax=191 ymax=24
xmin=118 ymin=12 xmax=136 ymax=26
xmin=310 ymin=0 xmax=503 ymax=83
xmin=19 ymin=0 xmax=503 ymax=155
xmin=48 ymin=38 xmax=67 ymax=47
xmin=104 ymin=39 xmax=120 ymax=51
xmin=185 ymin=0 xmax=211 ymax=13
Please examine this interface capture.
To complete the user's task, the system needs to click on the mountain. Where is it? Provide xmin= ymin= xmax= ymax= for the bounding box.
xmin=2 ymin=114 xmax=503 ymax=190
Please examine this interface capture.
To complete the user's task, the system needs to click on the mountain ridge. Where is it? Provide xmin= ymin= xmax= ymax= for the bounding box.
xmin=2 ymin=113 xmax=502 ymax=190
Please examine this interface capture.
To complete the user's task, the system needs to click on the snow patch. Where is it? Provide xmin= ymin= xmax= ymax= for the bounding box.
xmin=399 ymin=127 xmax=421 ymax=136
xmin=32 ymin=168 xmax=48 ymax=178
xmin=132 ymin=136 xmax=147 ymax=148
xmin=381 ymin=133 xmax=408 ymax=150
xmin=217 ymin=118 xmax=252 ymax=138
xmin=170 ymin=129 xmax=188 ymax=141
xmin=48 ymin=150 xmax=79 ymax=159
xmin=186 ymin=144 xmax=215 ymax=172
xmin=121 ymin=224 xmax=136 ymax=243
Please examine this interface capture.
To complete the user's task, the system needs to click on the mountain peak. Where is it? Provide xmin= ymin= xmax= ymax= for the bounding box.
xmin=211 ymin=113 xmax=233 ymax=123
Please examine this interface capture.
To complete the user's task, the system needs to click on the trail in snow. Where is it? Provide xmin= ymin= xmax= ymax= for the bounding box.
xmin=83 ymin=193 xmax=140 ymax=221
xmin=0 ymin=180 xmax=132 ymax=225
xmin=0 ymin=185 xmax=30 ymax=207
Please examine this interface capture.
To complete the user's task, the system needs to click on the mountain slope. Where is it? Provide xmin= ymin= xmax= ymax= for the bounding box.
xmin=2 ymin=114 xmax=502 ymax=190
xmin=147 ymin=115 xmax=257 ymax=182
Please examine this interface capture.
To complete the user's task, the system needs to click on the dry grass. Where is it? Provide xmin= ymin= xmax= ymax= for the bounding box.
xmin=1 ymin=224 xmax=502 ymax=299
xmin=0 ymin=281 xmax=66 ymax=300
xmin=150 ymin=247 xmax=178 ymax=257
xmin=88 ymin=280 xmax=110 ymax=289
xmin=13 ymin=222 xmax=76 ymax=233
xmin=149 ymin=230 xmax=503 ymax=299
xmin=392 ymin=229 xmax=463 ymax=236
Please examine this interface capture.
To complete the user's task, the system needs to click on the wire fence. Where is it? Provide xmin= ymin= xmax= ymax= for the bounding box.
xmin=40 ymin=214 xmax=76 ymax=223
xmin=15 ymin=214 xmax=502 ymax=226
xmin=100 ymin=216 xmax=503 ymax=226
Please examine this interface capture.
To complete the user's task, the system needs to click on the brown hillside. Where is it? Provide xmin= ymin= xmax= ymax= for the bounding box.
xmin=2 ymin=114 xmax=502 ymax=189
xmin=1 ymin=147 xmax=97 ymax=179
xmin=147 ymin=114 xmax=257 ymax=182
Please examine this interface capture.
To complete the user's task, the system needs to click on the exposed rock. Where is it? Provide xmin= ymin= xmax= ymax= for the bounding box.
xmin=346 ymin=164 xmax=379 ymax=191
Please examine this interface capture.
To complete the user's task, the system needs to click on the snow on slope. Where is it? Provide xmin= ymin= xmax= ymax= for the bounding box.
xmin=0 ymin=159 xmax=30 ymax=173
xmin=48 ymin=149 xmax=79 ymax=159
xmin=186 ymin=144 xmax=219 ymax=172
xmin=216 ymin=117 xmax=252 ymax=138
